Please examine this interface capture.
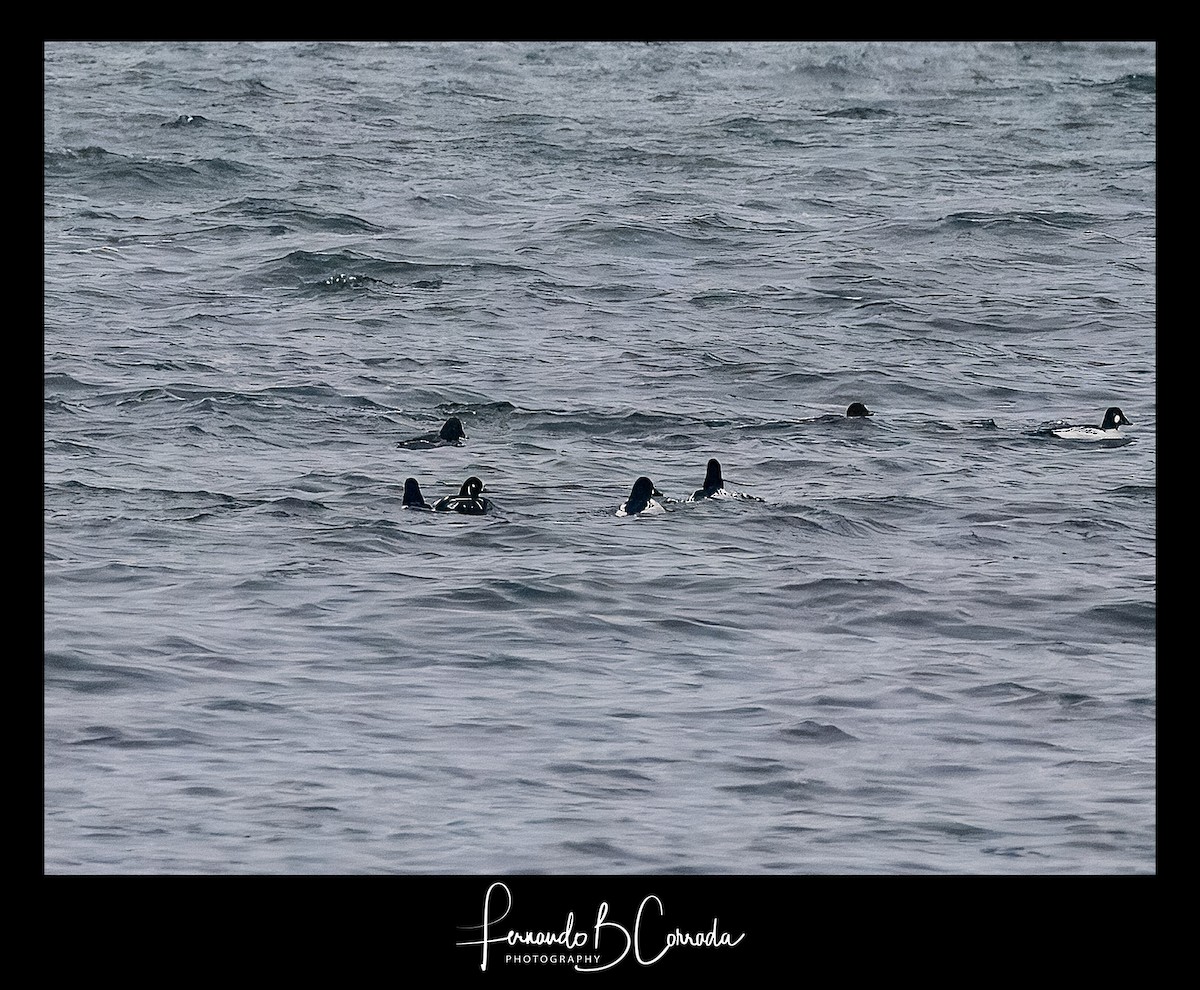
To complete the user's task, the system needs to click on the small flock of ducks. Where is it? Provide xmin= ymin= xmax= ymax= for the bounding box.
xmin=397 ymin=405 xmax=1134 ymax=517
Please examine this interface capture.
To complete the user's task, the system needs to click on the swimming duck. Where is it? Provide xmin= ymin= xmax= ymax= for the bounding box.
xmin=402 ymin=477 xmax=432 ymax=510
xmin=845 ymin=402 xmax=873 ymax=418
xmin=691 ymin=458 xmax=725 ymax=500
xmin=1050 ymin=407 xmax=1133 ymax=441
xmin=397 ymin=417 xmax=466 ymax=449
xmin=616 ymin=477 xmax=664 ymax=517
xmin=687 ymin=458 xmax=764 ymax=502
xmin=432 ymin=476 xmax=492 ymax=514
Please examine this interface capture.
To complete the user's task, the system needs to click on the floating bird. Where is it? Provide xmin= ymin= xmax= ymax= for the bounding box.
xmin=691 ymin=458 xmax=725 ymax=500
xmin=433 ymin=476 xmax=492 ymax=514
xmin=616 ymin=477 xmax=664 ymax=517
xmin=402 ymin=477 xmax=431 ymax=510
xmin=397 ymin=417 xmax=466 ymax=449
xmin=1050 ymin=407 xmax=1133 ymax=441
xmin=687 ymin=458 xmax=764 ymax=503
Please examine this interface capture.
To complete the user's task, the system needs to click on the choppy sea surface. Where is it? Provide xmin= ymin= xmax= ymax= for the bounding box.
xmin=44 ymin=41 xmax=1155 ymax=874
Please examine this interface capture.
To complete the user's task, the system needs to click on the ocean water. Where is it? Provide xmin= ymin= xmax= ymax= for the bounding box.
xmin=44 ymin=41 xmax=1156 ymax=874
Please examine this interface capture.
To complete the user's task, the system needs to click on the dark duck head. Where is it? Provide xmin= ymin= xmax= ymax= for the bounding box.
xmin=402 ymin=477 xmax=430 ymax=509
xmin=621 ymin=476 xmax=662 ymax=515
xmin=693 ymin=458 xmax=724 ymax=499
xmin=1101 ymin=407 xmax=1132 ymax=430
xmin=440 ymin=417 xmax=466 ymax=442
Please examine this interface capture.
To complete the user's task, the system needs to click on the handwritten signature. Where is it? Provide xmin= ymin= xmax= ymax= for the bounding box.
xmin=457 ymin=881 xmax=746 ymax=972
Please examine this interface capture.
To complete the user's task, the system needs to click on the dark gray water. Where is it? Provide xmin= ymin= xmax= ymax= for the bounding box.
xmin=44 ymin=41 xmax=1155 ymax=874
